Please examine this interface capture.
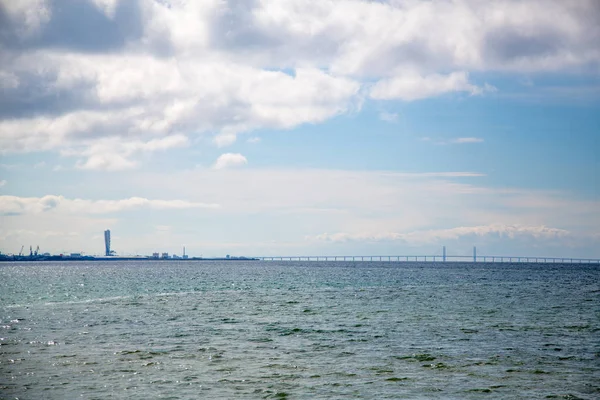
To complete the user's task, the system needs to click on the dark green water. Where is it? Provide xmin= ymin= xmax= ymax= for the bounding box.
xmin=1 ymin=261 xmax=599 ymax=399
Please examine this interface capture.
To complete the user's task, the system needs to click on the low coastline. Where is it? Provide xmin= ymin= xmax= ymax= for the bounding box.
xmin=0 ymin=255 xmax=259 ymax=262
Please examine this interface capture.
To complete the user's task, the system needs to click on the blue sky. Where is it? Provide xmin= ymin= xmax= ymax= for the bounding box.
xmin=0 ymin=0 xmax=599 ymax=258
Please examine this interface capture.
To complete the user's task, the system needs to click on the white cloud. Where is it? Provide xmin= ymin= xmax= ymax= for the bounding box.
xmin=247 ymin=137 xmax=261 ymax=144
xmin=422 ymin=137 xmax=485 ymax=145
xmin=90 ymin=0 xmax=120 ymax=19
xmin=0 ymin=180 xmax=6 ymax=187
xmin=310 ymin=224 xmax=571 ymax=245
xmin=379 ymin=112 xmax=398 ymax=123
xmin=212 ymin=153 xmax=248 ymax=170
xmin=0 ymin=0 xmax=51 ymax=37
xmin=370 ymin=71 xmax=486 ymax=101
xmin=251 ymin=0 xmax=600 ymax=75
xmin=64 ymin=134 xmax=189 ymax=171
xmin=451 ymin=137 xmax=484 ymax=144
xmin=76 ymin=151 xmax=138 ymax=171
xmin=213 ymin=133 xmax=238 ymax=148
xmin=393 ymin=172 xmax=485 ymax=178
xmin=0 ymin=195 xmax=219 ymax=215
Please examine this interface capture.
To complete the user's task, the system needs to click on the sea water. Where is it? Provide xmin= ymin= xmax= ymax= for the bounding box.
xmin=0 ymin=261 xmax=598 ymax=399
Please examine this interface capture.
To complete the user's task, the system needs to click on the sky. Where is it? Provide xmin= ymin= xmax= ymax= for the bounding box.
xmin=0 ymin=0 xmax=599 ymax=258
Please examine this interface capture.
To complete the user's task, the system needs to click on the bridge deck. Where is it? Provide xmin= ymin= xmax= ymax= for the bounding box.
xmin=256 ymin=255 xmax=600 ymax=263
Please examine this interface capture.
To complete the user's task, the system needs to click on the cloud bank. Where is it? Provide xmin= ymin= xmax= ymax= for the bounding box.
xmin=1 ymin=0 xmax=598 ymax=168
xmin=311 ymin=224 xmax=571 ymax=245
xmin=0 ymin=195 xmax=219 ymax=215
xmin=212 ymin=153 xmax=248 ymax=170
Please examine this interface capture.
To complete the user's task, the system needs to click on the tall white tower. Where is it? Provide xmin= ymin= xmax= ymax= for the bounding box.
xmin=104 ymin=229 xmax=111 ymax=256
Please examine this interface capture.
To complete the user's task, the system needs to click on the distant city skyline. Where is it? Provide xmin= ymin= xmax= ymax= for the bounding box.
xmin=0 ymin=0 xmax=599 ymax=258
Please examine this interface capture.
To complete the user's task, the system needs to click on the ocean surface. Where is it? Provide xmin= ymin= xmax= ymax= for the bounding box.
xmin=1 ymin=261 xmax=598 ymax=399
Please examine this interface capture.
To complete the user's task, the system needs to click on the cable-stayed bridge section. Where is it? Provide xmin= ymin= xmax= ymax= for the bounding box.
xmin=257 ymin=247 xmax=600 ymax=264
xmin=257 ymin=255 xmax=600 ymax=263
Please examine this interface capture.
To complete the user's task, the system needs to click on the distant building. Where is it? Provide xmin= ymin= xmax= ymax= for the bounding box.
xmin=104 ymin=230 xmax=111 ymax=256
xmin=161 ymin=252 xmax=169 ymax=259
xmin=152 ymin=252 xmax=159 ymax=259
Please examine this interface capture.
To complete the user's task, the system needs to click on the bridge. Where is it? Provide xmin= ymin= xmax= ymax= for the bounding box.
xmin=256 ymin=247 xmax=600 ymax=264
xmin=257 ymin=255 xmax=600 ymax=263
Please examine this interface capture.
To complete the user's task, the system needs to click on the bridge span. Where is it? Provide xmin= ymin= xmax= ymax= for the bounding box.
xmin=257 ymin=255 xmax=600 ymax=264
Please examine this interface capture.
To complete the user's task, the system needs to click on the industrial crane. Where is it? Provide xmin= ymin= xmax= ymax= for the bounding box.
xmin=18 ymin=245 xmax=24 ymax=256
xmin=34 ymin=246 xmax=39 ymax=256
